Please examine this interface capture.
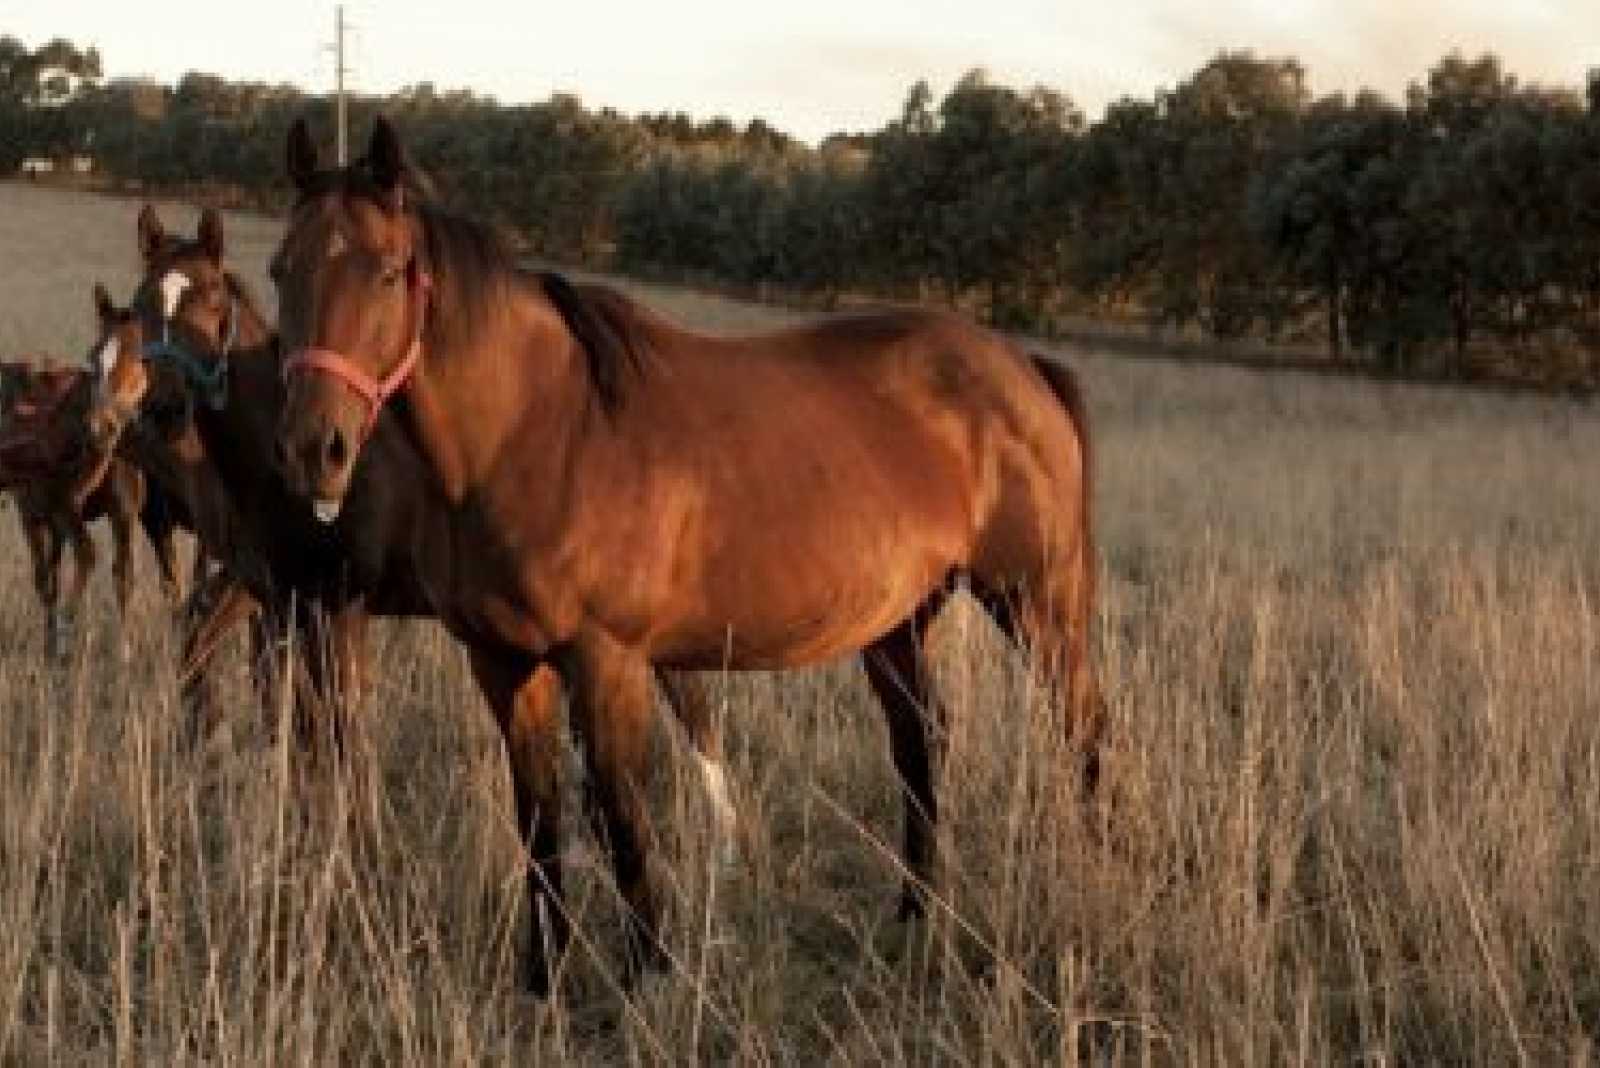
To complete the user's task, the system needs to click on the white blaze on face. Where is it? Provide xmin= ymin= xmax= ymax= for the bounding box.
xmin=92 ymin=334 xmax=120 ymax=395
xmin=159 ymin=270 xmax=193 ymax=320
xmin=697 ymin=753 xmax=739 ymax=867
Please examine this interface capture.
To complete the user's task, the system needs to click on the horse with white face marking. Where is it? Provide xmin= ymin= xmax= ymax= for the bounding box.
xmin=0 ymin=285 xmax=183 ymax=657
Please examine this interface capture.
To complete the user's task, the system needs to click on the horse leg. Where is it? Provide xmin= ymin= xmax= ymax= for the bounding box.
xmin=565 ymin=637 xmax=666 ymax=984
xmin=143 ymin=500 xmax=183 ymax=605
xmin=863 ymin=595 xmax=948 ymax=920
xmin=656 ymin=668 xmax=738 ymax=865
xmin=976 ymin=558 xmax=1104 ymax=798
xmin=285 ymin=613 xmax=331 ymax=762
xmin=179 ymin=578 xmax=260 ymax=745
xmin=108 ymin=500 xmax=134 ymax=661
xmin=298 ymin=601 xmax=371 ymax=799
xmin=62 ymin=518 xmax=96 ymax=655
xmin=189 ymin=543 xmax=212 ymax=600
xmin=22 ymin=516 xmax=61 ymax=657
xmin=469 ymin=650 xmax=567 ymax=997
xmin=327 ymin=602 xmax=368 ymax=752
xmin=43 ymin=525 xmax=70 ymax=658
xmin=179 ymin=577 xmax=259 ymax=685
xmin=247 ymin=609 xmax=289 ymax=740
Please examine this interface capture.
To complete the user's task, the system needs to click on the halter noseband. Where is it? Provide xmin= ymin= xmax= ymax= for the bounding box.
xmin=140 ymin=294 xmax=238 ymax=411
xmin=282 ymin=269 xmax=432 ymax=439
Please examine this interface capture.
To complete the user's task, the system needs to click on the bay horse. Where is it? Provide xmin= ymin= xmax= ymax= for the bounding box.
xmin=0 ymin=315 xmax=183 ymax=657
xmin=91 ymin=206 xmax=732 ymax=818
xmin=272 ymin=117 xmax=1100 ymax=994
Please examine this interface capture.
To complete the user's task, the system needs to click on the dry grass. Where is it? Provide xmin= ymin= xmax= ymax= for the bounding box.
xmin=2 ymin=180 xmax=1599 ymax=1063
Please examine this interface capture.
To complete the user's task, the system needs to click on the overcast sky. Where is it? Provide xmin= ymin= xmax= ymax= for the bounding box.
xmin=2 ymin=1 xmax=1595 ymax=142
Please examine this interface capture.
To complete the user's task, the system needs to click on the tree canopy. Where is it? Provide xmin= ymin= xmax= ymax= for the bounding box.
xmin=3 ymin=34 xmax=1597 ymax=385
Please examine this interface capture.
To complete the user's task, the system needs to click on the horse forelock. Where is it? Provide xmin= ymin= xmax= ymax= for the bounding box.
xmin=293 ymin=155 xmax=438 ymax=210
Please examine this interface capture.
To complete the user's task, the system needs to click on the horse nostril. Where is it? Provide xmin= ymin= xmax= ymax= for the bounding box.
xmin=326 ymin=426 xmax=348 ymax=469
xmin=274 ymin=435 xmax=290 ymax=472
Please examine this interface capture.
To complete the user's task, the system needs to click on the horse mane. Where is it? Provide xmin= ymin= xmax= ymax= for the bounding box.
xmin=532 ymin=271 xmax=650 ymax=414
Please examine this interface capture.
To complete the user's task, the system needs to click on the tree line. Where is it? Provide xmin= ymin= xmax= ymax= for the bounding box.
xmin=4 ymin=35 xmax=1599 ymax=384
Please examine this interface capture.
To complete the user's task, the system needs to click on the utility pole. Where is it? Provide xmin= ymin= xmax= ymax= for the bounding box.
xmin=331 ymin=5 xmax=351 ymax=165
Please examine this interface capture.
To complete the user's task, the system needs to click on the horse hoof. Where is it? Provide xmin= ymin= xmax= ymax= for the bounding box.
xmin=523 ymin=964 xmax=554 ymax=1000
xmin=620 ymin=927 xmax=670 ymax=992
xmin=46 ymin=622 xmax=71 ymax=661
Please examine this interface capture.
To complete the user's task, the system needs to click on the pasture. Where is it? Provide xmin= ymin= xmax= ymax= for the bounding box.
xmin=1 ymin=179 xmax=1598 ymax=1063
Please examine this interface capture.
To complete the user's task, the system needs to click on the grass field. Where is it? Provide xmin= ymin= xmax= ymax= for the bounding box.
xmin=2 ymin=179 xmax=1599 ymax=1063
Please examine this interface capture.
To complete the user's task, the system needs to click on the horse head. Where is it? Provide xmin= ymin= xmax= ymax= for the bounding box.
xmin=273 ymin=116 xmax=433 ymax=523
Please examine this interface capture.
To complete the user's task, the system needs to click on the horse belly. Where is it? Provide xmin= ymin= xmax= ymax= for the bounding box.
xmin=655 ymin=508 xmax=964 ymax=670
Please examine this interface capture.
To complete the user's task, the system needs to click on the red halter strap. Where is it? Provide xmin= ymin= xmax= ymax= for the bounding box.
xmin=283 ymin=271 xmax=431 ymax=438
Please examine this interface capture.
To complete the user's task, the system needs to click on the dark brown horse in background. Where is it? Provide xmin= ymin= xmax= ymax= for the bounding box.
xmin=273 ymin=117 xmax=1100 ymax=994
xmin=85 ymin=204 xmax=390 ymax=740
xmin=0 ymin=309 xmax=184 ymax=657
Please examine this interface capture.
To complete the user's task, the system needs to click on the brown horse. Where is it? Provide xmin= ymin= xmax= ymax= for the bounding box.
xmin=94 ymin=207 xmax=733 ymax=811
xmin=272 ymin=117 xmax=1100 ymax=994
xmin=0 ymin=309 xmax=183 ymax=657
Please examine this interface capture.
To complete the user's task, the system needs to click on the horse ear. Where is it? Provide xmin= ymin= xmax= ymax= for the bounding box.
xmin=93 ymin=282 xmax=115 ymax=324
xmin=137 ymin=203 xmax=165 ymax=263
xmin=287 ymin=117 xmax=318 ymax=192
xmin=367 ymin=115 xmax=407 ymax=208
xmin=197 ymin=207 xmax=225 ymax=263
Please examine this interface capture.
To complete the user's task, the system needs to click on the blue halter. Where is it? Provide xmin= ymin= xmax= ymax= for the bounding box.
xmin=140 ymin=296 xmax=236 ymax=411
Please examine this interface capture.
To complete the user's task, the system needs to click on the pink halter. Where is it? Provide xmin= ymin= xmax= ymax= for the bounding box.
xmin=283 ymin=270 xmax=432 ymax=438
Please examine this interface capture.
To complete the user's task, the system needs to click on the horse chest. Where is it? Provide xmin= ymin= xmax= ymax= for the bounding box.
xmin=409 ymin=498 xmax=573 ymax=656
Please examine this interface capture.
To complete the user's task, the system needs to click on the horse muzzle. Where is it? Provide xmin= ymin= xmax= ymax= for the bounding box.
xmin=275 ymin=406 xmax=356 ymax=525
xmin=86 ymin=404 xmax=127 ymax=451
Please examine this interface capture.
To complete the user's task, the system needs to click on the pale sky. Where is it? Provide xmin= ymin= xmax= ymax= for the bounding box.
xmin=2 ymin=2 xmax=1596 ymax=142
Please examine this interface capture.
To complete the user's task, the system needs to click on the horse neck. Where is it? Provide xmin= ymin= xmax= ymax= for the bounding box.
xmin=45 ymin=375 xmax=92 ymax=451
xmin=125 ymin=381 xmax=262 ymax=586
xmin=182 ymin=343 xmax=291 ymax=568
xmin=229 ymin=292 xmax=273 ymax=354
xmin=121 ymin=404 xmax=209 ymax=505
xmin=207 ymin=321 xmax=281 ymax=459
xmin=401 ymin=277 xmax=588 ymax=504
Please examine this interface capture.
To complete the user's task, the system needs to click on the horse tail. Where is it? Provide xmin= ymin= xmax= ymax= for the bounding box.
xmin=1027 ymin=352 xmax=1105 ymax=791
xmin=1029 ymin=353 xmax=1093 ymax=571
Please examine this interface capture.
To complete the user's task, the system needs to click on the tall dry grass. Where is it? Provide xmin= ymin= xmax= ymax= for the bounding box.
xmin=0 ymin=181 xmax=1597 ymax=1063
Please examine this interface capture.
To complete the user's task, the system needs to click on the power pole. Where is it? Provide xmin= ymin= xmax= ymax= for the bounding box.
xmin=334 ymin=5 xmax=349 ymax=165
xmin=331 ymin=5 xmax=351 ymax=165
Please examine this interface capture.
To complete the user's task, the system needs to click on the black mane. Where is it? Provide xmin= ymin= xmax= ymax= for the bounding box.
xmin=533 ymin=271 xmax=649 ymax=413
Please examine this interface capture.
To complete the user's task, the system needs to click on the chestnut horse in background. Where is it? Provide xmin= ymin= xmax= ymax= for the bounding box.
xmin=0 ymin=310 xmax=183 ymax=657
xmin=273 ymin=117 xmax=1101 ymax=994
